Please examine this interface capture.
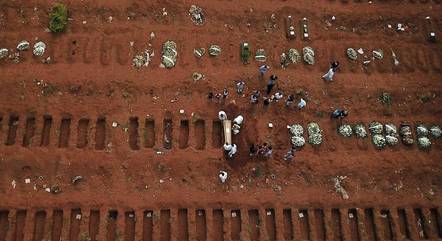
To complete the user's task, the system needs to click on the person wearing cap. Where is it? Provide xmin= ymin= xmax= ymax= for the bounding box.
xmin=233 ymin=115 xmax=243 ymax=125
xmin=297 ymin=98 xmax=306 ymax=109
xmin=285 ymin=95 xmax=294 ymax=107
xmin=228 ymin=144 xmax=237 ymax=158
xmin=218 ymin=111 xmax=227 ymax=121
xmin=266 ymin=75 xmax=278 ymax=95
xmin=331 ymin=109 xmax=348 ymax=119
xmin=219 ymin=171 xmax=228 ymax=183
xmin=259 ymin=65 xmax=270 ymax=80
xmin=322 ymin=61 xmax=340 ymax=81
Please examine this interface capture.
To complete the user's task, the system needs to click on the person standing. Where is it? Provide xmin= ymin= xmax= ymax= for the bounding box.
xmin=322 ymin=61 xmax=340 ymax=81
xmin=249 ymin=144 xmax=257 ymax=156
xmin=297 ymin=98 xmax=306 ymax=109
xmin=266 ymin=75 xmax=277 ymax=95
xmin=285 ymin=94 xmax=294 ymax=107
xmin=250 ymin=90 xmax=260 ymax=104
xmin=236 ymin=81 xmax=245 ymax=94
xmin=283 ymin=148 xmax=296 ymax=161
xmin=258 ymin=143 xmax=268 ymax=156
xmin=331 ymin=109 xmax=348 ymax=119
xmin=228 ymin=144 xmax=237 ymax=158
xmin=223 ymin=142 xmax=232 ymax=151
xmin=218 ymin=111 xmax=227 ymax=121
xmin=272 ymin=92 xmax=283 ymax=102
xmin=263 ymin=97 xmax=271 ymax=107
xmin=222 ymin=88 xmax=229 ymax=99
xmin=264 ymin=146 xmax=273 ymax=157
xmin=219 ymin=171 xmax=228 ymax=183
xmin=259 ymin=65 xmax=270 ymax=81
xmin=233 ymin=115 xmax=244 ymax=125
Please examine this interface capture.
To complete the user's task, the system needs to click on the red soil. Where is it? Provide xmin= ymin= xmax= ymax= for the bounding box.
xmin=0 ymin=0 xmax=441 ymax=212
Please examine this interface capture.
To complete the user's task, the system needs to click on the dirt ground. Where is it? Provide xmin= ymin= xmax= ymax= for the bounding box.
xmin=0 ymin=0 xmax=441 ymax=240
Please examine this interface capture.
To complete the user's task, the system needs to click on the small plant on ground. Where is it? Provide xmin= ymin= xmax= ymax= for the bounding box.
xmin=156 ymin=163 xmax=168 ymax=173
xmin=379 ymin=92 xmax=393 ymax=115
xmin=417 ymin=92 xmax=435 ymax=103
xmin=115 ymin=229 xmax=122 ymax=241
xmin=121 ymin=88 xmax=131 ymax=99
xmin=252 ymin=166 xmax=262 ymax=178
xmin=42 ymin=83 xmax=58 ymax=96
xmin=80 ymin=233 xmax=91 ymax=241
xmin=379 ymin=92 xmax=392 ymax=105
xmin=49 ymin=3 xmax=69 ymax=33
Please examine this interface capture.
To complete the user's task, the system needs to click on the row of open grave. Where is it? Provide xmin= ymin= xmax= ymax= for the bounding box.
xmin=288 ymin=122 xmax=441 ymax=150
xmin=0 ymin=206 xmax=440 ymax=241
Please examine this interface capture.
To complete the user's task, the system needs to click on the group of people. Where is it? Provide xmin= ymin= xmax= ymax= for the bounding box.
xmin=216 ymin=61 xmax=347 ymax=183
xmin=219 ymin=111 xmax=245 ymax=158
xmin=223 ymin=142 xmax=237 ymax=158
xmin=257 ymin=65 xmax=310 ymax=110
xmin=249 ymin=143 xmax=273 ymax=158
xmin=207 ymin=88 xmax=229 ymax=102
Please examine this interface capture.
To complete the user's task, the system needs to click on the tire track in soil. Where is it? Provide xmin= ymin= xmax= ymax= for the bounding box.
xmin=248 ymin=209 xmax=260 ymax=241
xmin=32 ymin=211 xmax=46 ymax=241
xmin=76 ymin=118 xmax=89 ymax=149
xmin=179 ymin=120 xmax=189 ymax=149
xmin=429 ymin=51 xmax=442 ymax=72
xmin=83 ymin=37 xmax=99 ymax=64
xmin=177 ymin=209 xmax=188 ymax=241
xmin=212 ymin=209 xmax=224 ymax=241
xmin=195 ymin=209 xmax=207 ymax=241
xmin=415 ymin=48 xmax=431 ymax=73
xmin=194 ymin=120 xmax=205 ymax=150
xmin=100 ymin=37 xmax=113 ymax=66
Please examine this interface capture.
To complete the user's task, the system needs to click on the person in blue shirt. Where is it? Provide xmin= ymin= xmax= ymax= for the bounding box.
xmin=331 ymin=109 xmax=348 ymax=119
xmin=259 ymin=65 xmax=270 ymax=80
